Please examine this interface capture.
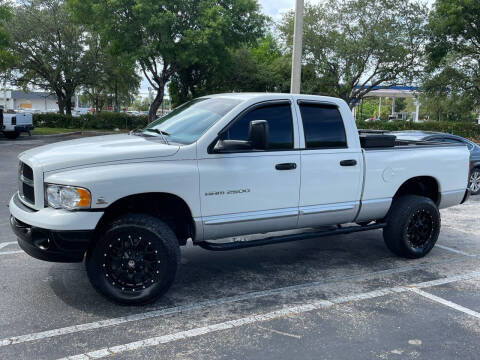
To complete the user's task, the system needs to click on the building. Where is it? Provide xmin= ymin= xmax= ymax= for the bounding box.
xmin=0 ymin=90 xmax=58 ymax=112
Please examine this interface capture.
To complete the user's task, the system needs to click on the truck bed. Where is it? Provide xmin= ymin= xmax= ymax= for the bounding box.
xmin=358 ymin=130 xmax=466 ymax=150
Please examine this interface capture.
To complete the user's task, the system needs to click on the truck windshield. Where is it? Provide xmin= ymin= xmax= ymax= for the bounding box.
xmin=142 ymin=98 xmax=242 ymax=144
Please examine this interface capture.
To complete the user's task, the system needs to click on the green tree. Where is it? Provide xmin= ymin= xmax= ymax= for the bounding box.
xmin=68 ymin=0 xmax=267 ymax=121
xmin=421 ymin=67 xmax=476 ymax=122
xmin=169 ymin=34 xmax=291 ymax=107
xmin=427 ymin=0 xmax=480 ymax=112
xmin=0 ymin=1 xmax=14 ymax=72
xmin=6 ymin=0 xmax=92 ymax=115
xmin=279 ymin=0 xmax=428 ymax=108
xmin=131 ymin=97 xmax=150 ymax=112
xmin=82 ymin=34 xmax=140 ymax=112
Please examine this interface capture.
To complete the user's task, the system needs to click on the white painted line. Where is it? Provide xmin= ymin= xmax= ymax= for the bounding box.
xmin=56 ymin=271 xmax=480 ymax=359
xmin=56 ymin=271 xmax=480 ymax=360
xmin=331 ymin=288 xmax=399 ymax=304
xmin=0 ymin=250 xmax=24 ymax=256
xmin=0 ymin=259 xmax=463 ymax=347
xmin=1 ymin=260 xmax=478 ymax=349
xmin=0 ymin=241 xmax=17 ymax=250
xmin=410 ymin=270 xmax=480 ymax=289
xmin=57 ymin=301 xmax=337 ymax=360
xmin=409 ymin=288 xmax=480 ymax=319
xmin=436 ymin=244 xmax=476 ymax=257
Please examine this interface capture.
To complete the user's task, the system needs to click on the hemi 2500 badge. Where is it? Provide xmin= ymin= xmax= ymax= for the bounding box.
xmin=205 ymin=189 xmax=251 ymax=196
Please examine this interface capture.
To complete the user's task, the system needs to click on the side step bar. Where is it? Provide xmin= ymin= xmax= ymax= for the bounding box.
xmin=198 ymin=222 xmax=387 ymax=251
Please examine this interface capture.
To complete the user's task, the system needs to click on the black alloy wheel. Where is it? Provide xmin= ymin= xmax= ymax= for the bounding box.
xmin=405 ymin=209 xmax=435 ymax=251
xmin=102 ymin=229 xmax=167 ymax=293
xmin=383 ymin=195 xmax=440 ymax=259
xmin=86 ymin=214 xmax=180 ymax=305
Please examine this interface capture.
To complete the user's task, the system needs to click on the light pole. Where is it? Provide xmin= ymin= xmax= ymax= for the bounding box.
xmin=290 ymin=0 xmax=304 ymax=94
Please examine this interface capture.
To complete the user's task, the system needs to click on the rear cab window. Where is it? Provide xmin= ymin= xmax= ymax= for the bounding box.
xmin=298 ymin=103 xmax=347 ymax=149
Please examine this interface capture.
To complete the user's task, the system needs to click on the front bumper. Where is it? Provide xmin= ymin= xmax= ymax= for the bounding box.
xmin=15 ymin=124 xmax=34 ymax=132
xmin=11 ymin=216 xmax=92 ymax=262
xmin=9 ymin=193 xmax=103 ymax=262
xmin=1 ymin=124 xmax=33 ymax=132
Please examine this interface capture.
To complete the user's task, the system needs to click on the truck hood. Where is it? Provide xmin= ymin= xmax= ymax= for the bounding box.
xmin=19 ymin=134 xmax=180 ymax=172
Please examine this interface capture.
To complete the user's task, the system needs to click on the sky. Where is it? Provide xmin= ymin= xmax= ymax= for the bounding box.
xmin=259 ymin=0 xmax=299 ymax=20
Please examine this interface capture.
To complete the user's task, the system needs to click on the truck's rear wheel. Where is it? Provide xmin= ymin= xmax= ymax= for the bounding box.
xmin=383 ymin=195 xmax=440 ymax=259
xmin=2 ymin=131 xmax=20 ymax=139
xmin=86 ymin=214 xmax=180 ymax=305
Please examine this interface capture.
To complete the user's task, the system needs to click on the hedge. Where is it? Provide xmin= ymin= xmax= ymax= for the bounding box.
xmin=33 ymin=112 xmax=150 ymax=130
xmin=357 ymin=120 xmax=480 ymax=140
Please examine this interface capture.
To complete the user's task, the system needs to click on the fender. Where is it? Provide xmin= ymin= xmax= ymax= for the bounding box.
xmin=44 ymin=159 xmax=201 ymax=218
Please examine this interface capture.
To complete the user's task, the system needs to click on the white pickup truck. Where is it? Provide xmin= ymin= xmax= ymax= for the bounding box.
xmin=1 ymin=110 xmax=34 ymax=139
xmin=9 ymin=93 xmax=470 ymax=304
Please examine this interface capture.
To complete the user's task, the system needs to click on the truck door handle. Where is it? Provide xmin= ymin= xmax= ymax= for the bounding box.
xmin=340 ymin=159 xmax=357 ymax=166
xmin=275 ymin=163 xmax=297 ymax=170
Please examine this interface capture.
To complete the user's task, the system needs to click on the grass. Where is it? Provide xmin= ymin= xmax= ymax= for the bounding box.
xmin=31 ymin=127 xmax=84 ymax=135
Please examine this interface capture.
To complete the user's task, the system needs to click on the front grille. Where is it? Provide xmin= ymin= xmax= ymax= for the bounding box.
xmin=19 ymin=162 xmax=35 ymax=205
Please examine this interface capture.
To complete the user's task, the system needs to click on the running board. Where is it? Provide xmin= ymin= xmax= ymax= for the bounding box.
xmin=198 ymin=222 xmax=387 ymax=251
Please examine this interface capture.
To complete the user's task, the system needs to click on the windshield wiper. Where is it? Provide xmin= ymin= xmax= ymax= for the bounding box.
xmin=145 ymin=128 xmax=170 ymax=144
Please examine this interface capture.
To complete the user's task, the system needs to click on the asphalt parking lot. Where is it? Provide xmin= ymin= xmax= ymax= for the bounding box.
xmin=1 ymin=133 xmax=479 ymax=359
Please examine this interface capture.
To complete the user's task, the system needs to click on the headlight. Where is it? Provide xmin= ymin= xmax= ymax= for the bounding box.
xmin=45 ymin=184 xmax=91 ymax=210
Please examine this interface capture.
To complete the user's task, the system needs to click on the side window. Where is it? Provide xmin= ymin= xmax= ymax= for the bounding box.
xmin=299 ymin=103 xmax=347 ymax=149
xmin=442 ymin=137 xmax=473 ymax=150
xmin=443 ymin=138 xmax=462 ymax=144
xmin=226 ymin=103 xmax=294 ymax=150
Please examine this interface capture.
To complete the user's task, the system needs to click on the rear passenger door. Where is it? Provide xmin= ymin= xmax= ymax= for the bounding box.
xmin=296 ymin=101 xmax=363 ymax=227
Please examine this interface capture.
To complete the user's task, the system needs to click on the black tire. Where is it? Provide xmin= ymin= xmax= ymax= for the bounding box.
xmin=469 ymin=168 xmax=480 ymax=195
xmin=86 ymin=213 xmax=180 ymax=305
xmin=383 ymin=195 xmax=440 ymax=259
xmin=2 ymin=131 xmax=20 ymax=139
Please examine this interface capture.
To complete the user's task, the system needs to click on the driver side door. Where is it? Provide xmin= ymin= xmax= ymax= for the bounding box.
xmin=198 ymin=100 xmax=301 ymax=240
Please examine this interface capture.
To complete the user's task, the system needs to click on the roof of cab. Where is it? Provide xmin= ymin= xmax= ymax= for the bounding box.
xmin=204 ymin=92 xmax=347 ymax=106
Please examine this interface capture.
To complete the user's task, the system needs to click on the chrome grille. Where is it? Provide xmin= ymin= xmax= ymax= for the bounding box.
xmin=19 ymin=162 xmax=35 ymax=205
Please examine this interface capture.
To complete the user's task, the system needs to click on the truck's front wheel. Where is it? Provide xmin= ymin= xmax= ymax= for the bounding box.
xmin=86 ymin=214 xmax=180 ymax=305
xmin=383 ymin=195 xmax=440 ymax=259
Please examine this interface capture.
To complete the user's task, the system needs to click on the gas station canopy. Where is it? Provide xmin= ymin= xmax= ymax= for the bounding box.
xmin=363 ymin=85 xmax=418 ymax=99
xmin=354 ymin=85 xmax=421 ymax=122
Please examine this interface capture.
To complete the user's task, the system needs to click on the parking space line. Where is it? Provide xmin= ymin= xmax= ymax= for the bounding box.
xmin=0 ymin=250 xmax=23 ymax=256
xmin=0 ymin=242 xmax=17 ymax=250
xmin=58 ymin=301 xmax=335 ymax=360
xmin=409 ymin=288 xmax=480 ymax=319
xmin=436 ymin=244 xmax=476 ymax=257
xmin=410 ymin=271 xmax=480 ymax=289
xmin=0 ymin=258 xmax=475 ymax=348
xmin=57 ymin=271 xmax=480 ymax=360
